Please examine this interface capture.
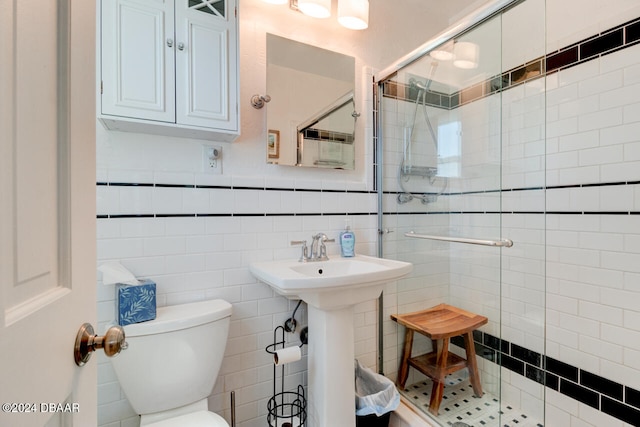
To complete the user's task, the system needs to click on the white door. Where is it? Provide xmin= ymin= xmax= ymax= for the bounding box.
xmin=0 ymin=1 xmax=97 ymax=426
xmin=175 ymin=0 xmax=238 ymax=130
xmin=101 ymin=0 xmax=175 ymax=123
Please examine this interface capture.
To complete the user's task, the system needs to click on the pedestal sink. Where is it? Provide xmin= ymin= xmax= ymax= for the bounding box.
xmin=250 ymin=254 xmax=413 ymax=427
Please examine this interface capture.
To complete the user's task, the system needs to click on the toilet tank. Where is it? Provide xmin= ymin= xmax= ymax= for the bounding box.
xmin=110 ymin=299 xmax=233 ymax=415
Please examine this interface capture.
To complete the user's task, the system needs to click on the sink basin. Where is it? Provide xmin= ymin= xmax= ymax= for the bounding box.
xmin=249 ymin=254 xmax=413 ymax=309
xmin=250 ymin=254 xmax=412 ymax=427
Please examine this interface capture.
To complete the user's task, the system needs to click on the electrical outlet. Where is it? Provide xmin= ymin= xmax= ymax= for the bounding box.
xmin=202 ymin=145 xmax=222 ymax=174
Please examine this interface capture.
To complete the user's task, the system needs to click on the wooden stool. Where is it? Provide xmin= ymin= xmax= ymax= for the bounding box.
xmin=391 ymin=304 xmax=488 ymax=415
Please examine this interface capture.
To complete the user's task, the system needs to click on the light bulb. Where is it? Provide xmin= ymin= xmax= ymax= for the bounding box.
xmin=297 ymin=0 xmax=331 ymax=18
xmin=453 ymin=42 xmax=479 ymax=69
xmin=429 ymin=41 xmax=454 ymax=61
xmin=338 ymin=0 xmax=369 ymax=30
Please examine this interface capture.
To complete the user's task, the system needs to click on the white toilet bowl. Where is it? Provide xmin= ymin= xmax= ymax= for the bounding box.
xmin=137 ymin=399 xmax=227 ymax=427
xmin=110 ymin=299 xmax=233 ymax=427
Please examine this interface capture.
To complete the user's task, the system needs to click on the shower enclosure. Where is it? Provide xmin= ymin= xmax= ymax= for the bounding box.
xmin=376 ymin=0 xmax=547 ymax=425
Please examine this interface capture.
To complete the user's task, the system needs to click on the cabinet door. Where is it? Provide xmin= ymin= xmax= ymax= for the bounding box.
xmin=101 ymin=0 xmax=175 ymax=122
xmin=175 ymin=0 xmax=238 ymax=131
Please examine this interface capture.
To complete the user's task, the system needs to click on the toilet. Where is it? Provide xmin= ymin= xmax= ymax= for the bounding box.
xmin=110 ymin=299 xmax=233 ymax=427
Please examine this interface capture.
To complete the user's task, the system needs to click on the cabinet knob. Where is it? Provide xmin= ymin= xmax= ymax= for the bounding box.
xmin=166 ymin=38 xmax=173 ymax=48
xmin=177 ymin=42 xmax=185 ymax=51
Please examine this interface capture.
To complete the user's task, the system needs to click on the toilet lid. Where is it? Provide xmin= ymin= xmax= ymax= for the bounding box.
xmin=144 ymin=410 xmax=229 ymax=427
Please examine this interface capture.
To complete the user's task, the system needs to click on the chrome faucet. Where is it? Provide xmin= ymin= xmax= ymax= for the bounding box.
xmin=309 ymin=233 xmax=331 ymax=261
xmin=291 ymin=233 xmax=335 ymax=262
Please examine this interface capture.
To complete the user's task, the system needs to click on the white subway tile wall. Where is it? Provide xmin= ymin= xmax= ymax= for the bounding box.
xmin=97 ymin=211 xmax=380 ymax=426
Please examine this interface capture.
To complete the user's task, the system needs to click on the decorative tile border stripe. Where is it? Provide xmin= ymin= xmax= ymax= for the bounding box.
xmin=96 ymin=182 xmax=374 ymax=193
xmin=302 ymin=127 xmax=354 ymax=144
xmin=96 ymin=182 xmax=377 ymax=218
xmin=384 ymin=180 xmax=640 ymax=197
xmin=99 ymin=180 xmax=640 ymax=218
xmin=97 ymin=212 xmax=377 ymax=219
xmin=381 ymin=80 xmax=451 ymax=109
xmin=383 ymin=211 xmax=640 ymax=217
xmin=450 ymin=333 xmax=640 ymax=425
xmin=383 ymin=16 xmax=640 ymax=109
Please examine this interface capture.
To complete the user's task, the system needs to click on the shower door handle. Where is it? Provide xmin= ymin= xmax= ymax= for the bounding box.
xmin=379 ymin=228 xmax=394 ymax=235
xmin=405 ymin=231 xmax=514 ymax=247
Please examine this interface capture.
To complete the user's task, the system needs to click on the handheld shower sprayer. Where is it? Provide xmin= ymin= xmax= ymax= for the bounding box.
xmin=398 ymin=60 xmax=448 ymax=205
xmin=409 ymin=77 xmax=427 ymax=91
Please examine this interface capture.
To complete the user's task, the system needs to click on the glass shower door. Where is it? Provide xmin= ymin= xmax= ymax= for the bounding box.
xmin=377 ymin=1 xmax=546 ymax=425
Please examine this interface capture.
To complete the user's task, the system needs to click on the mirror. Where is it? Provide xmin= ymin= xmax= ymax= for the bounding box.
xmin=266 ymin=34 xmax=356 ymax=169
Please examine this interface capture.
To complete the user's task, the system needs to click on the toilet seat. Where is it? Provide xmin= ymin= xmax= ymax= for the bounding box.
xmin=143 ymin=410 xmax=229 ymax=427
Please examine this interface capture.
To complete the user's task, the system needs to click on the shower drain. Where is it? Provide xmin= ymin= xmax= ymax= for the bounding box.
xmin=451 ymin=423 xmax=472 ymax=427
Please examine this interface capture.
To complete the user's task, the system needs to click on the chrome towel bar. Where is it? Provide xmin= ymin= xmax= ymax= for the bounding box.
xmin=405 ymin=231 xmax=513 ymax=248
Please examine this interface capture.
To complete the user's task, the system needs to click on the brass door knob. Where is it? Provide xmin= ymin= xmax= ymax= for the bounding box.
xmin=74 ymin=323 xmax=127 ymax=366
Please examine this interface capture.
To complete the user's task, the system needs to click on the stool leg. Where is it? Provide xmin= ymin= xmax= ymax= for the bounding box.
xmin=428 ymin=338 xmax=448 ymax=416
xmin=397 ymin=329 xmax=414 ymax=389
xmin=464 ymin=332 xmax=483 ymax=397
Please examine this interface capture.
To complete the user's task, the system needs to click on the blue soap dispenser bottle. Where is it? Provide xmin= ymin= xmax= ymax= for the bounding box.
xmin=340 ymin=221 xmax=355 ymax=257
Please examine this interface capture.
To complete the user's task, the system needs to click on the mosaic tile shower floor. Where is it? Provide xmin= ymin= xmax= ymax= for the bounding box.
xmin=400 ymin=375 xmax=543 ymax=427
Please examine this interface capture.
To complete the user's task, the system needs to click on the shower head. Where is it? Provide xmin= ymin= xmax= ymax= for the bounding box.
xmin=408 ymin=62 xmax=440 ymax=92
xmin=408 ymin=76 xmax=432 ymax=92
xmin=409 ymin=78 xmax=428 ymax=91
xmin=397 ymin=193 xmax=414 ymax=204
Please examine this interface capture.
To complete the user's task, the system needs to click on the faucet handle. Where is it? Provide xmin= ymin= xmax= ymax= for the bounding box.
xmin=317 ymin=237 xmax=335 ymax=261
xmin=291 ymin=240 xmax=308 ymax=262
xmin=312 ymin=233 xmax=335 ymax=242
xmin=319 ymin=243 xmax=328 ymax=259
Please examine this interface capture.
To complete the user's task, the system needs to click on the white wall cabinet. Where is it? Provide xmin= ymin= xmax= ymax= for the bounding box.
xmin=99 ymin=0 xmax=239 ymax=141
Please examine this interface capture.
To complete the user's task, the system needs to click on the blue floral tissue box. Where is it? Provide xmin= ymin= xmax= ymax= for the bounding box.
xmin=116 ymin=279 xmax=156 ymax=326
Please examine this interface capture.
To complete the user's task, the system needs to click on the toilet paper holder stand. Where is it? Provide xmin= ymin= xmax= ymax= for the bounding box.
xmin=265 ymin=326 xmax=307 ymax=427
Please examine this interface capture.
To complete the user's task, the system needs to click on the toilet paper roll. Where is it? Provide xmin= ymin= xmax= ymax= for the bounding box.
xmin=274 ymin=346 xmax=302 ymax=366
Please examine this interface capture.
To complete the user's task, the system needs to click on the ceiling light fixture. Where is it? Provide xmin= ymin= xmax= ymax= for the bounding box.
xmin=453 ymin=41 xmax=479 ymax=69
xmin=429 ymin=40 xmax=454 ymax=61
xmin=337 ymin=0 xmax=369 ymax=30
xmin=269 ymin=0 xmax=367 ymax=30
xmin=296 ymin=0 xmax=331 ymax=18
